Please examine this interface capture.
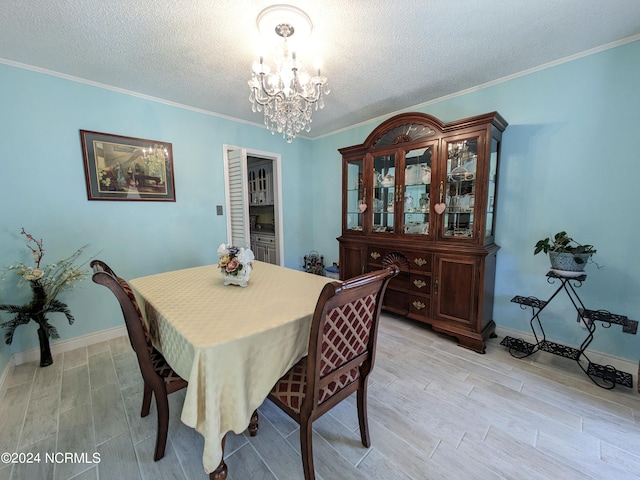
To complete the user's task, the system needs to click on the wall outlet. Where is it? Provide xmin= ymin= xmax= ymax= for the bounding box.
xmin=216 ymin=205 xmax=223 ymax=215
xmin=577 ymin=315 xmax=592 ymax=329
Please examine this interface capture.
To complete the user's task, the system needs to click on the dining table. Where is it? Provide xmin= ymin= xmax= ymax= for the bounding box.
xmin=129 ymin=261 xmax=336 ymax=478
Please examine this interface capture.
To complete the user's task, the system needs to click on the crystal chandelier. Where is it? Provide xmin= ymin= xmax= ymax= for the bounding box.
xmin=248 ymin=5 xmax=330 ymax=143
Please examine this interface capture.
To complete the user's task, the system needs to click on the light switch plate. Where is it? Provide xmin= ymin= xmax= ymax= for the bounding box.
xmin=216 ymin=205 xmax=223 ymax=215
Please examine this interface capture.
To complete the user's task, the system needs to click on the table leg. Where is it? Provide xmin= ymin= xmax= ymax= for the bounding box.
xmin=209 ymin=436 xmax=227 ymax=480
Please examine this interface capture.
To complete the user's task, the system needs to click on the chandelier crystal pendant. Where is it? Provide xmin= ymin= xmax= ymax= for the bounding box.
xmin=248 ymin=5 xmax=330 ymax=143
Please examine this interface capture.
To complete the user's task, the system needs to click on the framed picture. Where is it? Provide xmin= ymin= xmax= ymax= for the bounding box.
xmin=80 ymin=130 xmax=176 ymax=201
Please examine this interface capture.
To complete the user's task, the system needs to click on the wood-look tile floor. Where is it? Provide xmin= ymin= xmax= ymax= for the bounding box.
xmin=2 ymin=313 xmax=640 ymax=480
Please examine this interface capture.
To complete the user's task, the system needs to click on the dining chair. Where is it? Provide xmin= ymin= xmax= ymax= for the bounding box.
xmin=91 ymin=260 xmax=188 ymax=461
xmin=268 ymin=254 xmax=403 ymax=480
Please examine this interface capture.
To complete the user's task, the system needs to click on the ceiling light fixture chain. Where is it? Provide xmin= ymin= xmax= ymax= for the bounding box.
xmin=248 ymin=5 xmax=330 ymax=143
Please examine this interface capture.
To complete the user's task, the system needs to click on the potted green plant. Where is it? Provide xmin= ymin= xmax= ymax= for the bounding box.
xmin=534 ymin=231 xmax=597 ymax=273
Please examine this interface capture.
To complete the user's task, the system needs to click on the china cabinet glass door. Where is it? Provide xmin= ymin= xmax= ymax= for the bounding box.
xmin=443 ymin=138 xmax=478 ymax=239
xmin=372 ymin=153 xmax=396 ymax=234
xmin=402 ymin=145 xmax=434 ymax=236
xmin=485 ymin=137 xmax=498 ymax=238
xmin=345 ymin=158 xmax=364 ymax=232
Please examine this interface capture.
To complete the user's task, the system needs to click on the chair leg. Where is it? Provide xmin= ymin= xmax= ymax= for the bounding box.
xmin=153 ymin=386 xmax=170 ymax=461
xmin=300 ymin=419 xmax=315 ymax=480
xmin=141 ymin=381 xmax=152 ymax=417
xmin=249 ymin=409 xmax=259 ymax=436
xmin=357 ymin=384 xmax=371 ymax=447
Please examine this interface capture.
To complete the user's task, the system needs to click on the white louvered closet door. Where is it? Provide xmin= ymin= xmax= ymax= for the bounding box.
xmin=224 ymin=147 xmax=250 ymax=248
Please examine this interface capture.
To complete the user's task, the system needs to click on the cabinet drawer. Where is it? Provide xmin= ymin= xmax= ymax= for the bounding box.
xmin=407 ymin=252 xmax=432 ymax=272
xmin=389 ymin=272 xmax=409 ymax=291
xmin=408 ymin=295 xmax=431 ymax=317
xmin=366 ymin=247 xmax=390 ymax=265
xmin=409 ymin=273 xmax=431 ymax=294
xmin=254 ymin=235 xmax=275 ymax=244
xmin=383 ymin=287 xmax=409 ymax=315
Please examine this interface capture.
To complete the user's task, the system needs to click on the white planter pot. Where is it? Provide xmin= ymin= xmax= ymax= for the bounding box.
xmin=549 ymin=251 xmax=591 ymax=272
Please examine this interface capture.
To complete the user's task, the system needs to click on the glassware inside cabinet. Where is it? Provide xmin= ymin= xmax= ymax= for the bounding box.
xmin=346 ymin=159 xmax=364 ymax=231
xmin=444 ymin=139 xmax=477 ymax=238
xmin=403 ymin=146 xmax=432 ymax=235
xmin=372 ymin=153 xmax=395 ymax=233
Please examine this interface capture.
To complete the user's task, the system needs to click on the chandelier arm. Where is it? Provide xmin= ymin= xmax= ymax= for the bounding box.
xmin=251 ymin=90 xmax=272 ymax=107
xmin=252 ymin=85 xmax=322 ymax=106
xmin=297 ymin=83 xmax=324 ymax=104
xmin=259 ymin=74 xmax=287 ymax=101
xmin=289 ymin=69 xmax=321 ymax=104
xmin=252 ymin=90 xmax=275 ymax=106
xmin=250 ymin=80 xmax=286 ymax=106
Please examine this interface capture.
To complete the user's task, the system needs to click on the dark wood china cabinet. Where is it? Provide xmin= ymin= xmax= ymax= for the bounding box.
xmin=337 ymin=111 xmax=507 ymax=353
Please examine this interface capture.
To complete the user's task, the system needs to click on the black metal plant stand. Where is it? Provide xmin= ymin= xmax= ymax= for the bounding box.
xmin=501 ymin=271 xmax=637 ymax=389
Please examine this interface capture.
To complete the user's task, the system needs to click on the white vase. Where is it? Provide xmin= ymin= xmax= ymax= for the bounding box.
xmin=222 ymin=263 xmax=252 ymax=287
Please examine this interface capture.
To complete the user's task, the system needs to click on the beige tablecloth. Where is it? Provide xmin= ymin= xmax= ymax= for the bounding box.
xmin=129 ymin=262 xmax=335 ymax=474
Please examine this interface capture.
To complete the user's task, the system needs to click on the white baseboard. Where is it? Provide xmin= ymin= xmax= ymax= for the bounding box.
xmin=0 ymin=325 xmax=127 ymax=397
xmin=13 ymin=325 xmax=127 ymax=365
xmin=495 ymin=326 xmax=637 ymax=376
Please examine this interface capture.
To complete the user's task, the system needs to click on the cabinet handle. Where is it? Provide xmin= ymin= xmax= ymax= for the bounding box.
xmin=413 ymin=279 xmax=427 ymax=289
xmin=370 ymin=251 xmax=381 ymax=260
xmin=434 ymin=277 xmax=438 ymax=295
xmin=412 ymin=300 xmax=426 ymax=310
xmin=414 ymin=258 xmax=427 ymax=267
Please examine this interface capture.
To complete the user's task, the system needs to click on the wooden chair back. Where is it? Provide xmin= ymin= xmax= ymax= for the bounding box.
xmin=304 ymin=263 xmax=399 ymax=414
xmin=91 ymin=260 xmax=156 ymax=381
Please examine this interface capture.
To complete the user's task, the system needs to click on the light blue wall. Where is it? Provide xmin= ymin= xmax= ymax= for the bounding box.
xmin=311 ymin=39 xmax=640 ymax=361
xmin=1 ymin=38 xmax=639 ymax=378
xmin=0 ymin=63 xmax=313 ymax=370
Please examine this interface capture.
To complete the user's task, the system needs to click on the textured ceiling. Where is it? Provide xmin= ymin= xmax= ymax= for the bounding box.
xmin=1 ymin=0 xmax=640 ymax=139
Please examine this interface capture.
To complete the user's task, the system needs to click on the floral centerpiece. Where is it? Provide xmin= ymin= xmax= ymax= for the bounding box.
xmin=217 ymin=243 xmax=254 ymax=287
xmin=0 ymin=229 xmax=93 ymax=367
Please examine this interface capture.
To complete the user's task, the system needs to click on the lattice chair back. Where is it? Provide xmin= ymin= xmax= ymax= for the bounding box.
xmin=267 ymin=259 xmax=402 ymax=480
xmin=304 ymin=262 xmax=400 ymax=412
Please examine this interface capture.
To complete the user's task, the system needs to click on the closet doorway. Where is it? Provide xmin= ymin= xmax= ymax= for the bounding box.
xmin=223 ymin=145 xmax=283 ymax=265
